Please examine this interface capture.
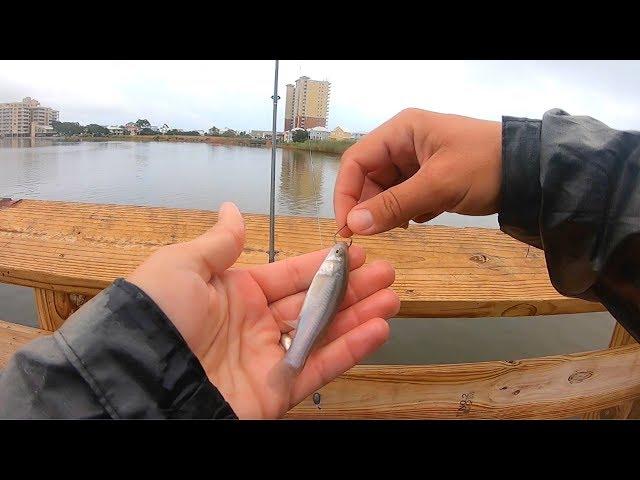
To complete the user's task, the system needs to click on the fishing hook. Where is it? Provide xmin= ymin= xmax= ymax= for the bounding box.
xmin=333 ymin=225 xmax=353 ymax=247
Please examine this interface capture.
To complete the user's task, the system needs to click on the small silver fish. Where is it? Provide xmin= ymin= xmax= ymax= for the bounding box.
xmin=273 ymin=242 xmax=350 ymax=381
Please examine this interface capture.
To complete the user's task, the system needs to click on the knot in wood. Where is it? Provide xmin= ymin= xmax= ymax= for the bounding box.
xmin=568 ymin=371 xmax=593 ymax=384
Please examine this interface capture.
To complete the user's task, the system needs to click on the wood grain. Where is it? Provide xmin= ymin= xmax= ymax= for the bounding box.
xmin=0 ymin=199 xmax=605 ymax=318
xmin=583 ymin=323 xmax=638 ymax=419
xmin=1 ymin=319 xmax=637 ymax=419
xmin=286 ymin=344 xmax=640 ymax=419
xmin=34 ymin=288 xmax=88 ymax=331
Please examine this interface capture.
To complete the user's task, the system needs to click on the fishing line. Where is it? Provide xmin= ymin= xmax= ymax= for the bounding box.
xmin=308 ymin=135 xmax=324 ymax=249
xmin=308 ymin=134 xmax=352 ymax=249
xmin=278 ymin=138 xmax=331 ymax=354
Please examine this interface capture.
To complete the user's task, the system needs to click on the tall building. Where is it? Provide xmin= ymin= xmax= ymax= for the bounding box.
xmin=283 ymin=76 xmax=330 ymax=131
xmin=0 ymin=97 xmax=59 ymax=137
xmin=284 ymin=84 xmax=295 ymax=131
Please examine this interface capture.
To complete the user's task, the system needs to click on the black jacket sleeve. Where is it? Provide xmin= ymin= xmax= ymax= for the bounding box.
xmin=0 ymin=278 xmax=237 ymax=419
xmin=500 ymin=108 xmax=640 ymax=341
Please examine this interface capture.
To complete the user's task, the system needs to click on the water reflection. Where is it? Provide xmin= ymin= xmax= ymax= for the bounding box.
xmin=134 ymin=145 xmax=150 ymax=180
xmin=278 ymin=149 xmax=325 ymax=216
xmin=0 ymin=137 xmax=49 ymax=149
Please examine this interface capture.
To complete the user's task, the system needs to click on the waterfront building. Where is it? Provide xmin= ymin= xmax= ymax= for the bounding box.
xmin=107 ymin=125 xmax=126 ymax=135
xmin=250 ymin=129 xmax=284 ymax=140
xmin=329 ymin=126 xmax=351 ymax=141
xmin=284 ymin=76 xmax=330 ymax=131
xmin=0 ymin=97 xmax=59 ymax=137
xmin=308 ymin=126 xmax=330 ymax=141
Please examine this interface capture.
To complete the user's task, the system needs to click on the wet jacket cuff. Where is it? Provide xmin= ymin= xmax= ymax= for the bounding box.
xmin=498 ymin=116 xmax=543 ymax=249
xmin=54 ymin=278 xmax=237 ymax=419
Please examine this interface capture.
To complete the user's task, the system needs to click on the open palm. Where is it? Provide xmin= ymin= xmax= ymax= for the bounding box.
xmin=127 ymin=203 xmax=399 ymax=419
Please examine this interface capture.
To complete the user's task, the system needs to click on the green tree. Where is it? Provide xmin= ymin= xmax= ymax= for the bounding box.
xmin=208 ymin=126 xmax=219 ymax=136
xmin=292 ymin=129 xmax=309 ymax=142
xmin=52 ymin=121 xmax=84 ymax=136
xmin=139 ymin=127 xmax=158 ymax=135
xmin=222 ymin=129 xmax=237 ymax=137
xmin=166 ymin=129 xmax=200 ymax=136
xmin=85 ymin=124 xmax=110 ymax=137
xmin=135 ymin=119 xmax=151 ymax=128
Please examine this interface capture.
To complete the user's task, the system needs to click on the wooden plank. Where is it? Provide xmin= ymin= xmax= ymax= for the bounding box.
xmin=2 ymin=319 xmax=638 ymax=419
xmin=286 ymin=344 xmax=640 ymax=419
xmin=0 ymin=199 xmax=604 ymax=318
xmin=0 ymin=320 xmax=51 ymax=369
xmin=583 ymin=323 xmax=638 ymax=419
xmin=609 ymin=322 xmax=635 ymax=347
xmin=34 ymin=288 xmax=88 ymax=331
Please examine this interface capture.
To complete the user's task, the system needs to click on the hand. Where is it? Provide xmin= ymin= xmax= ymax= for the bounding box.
xmin=127 ymin=202 xmax=399 ymax=419
xmin=334 ymin=108 xmax=502 ymax=237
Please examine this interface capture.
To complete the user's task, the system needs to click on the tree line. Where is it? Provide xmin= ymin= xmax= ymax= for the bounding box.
xmin=52 ymin=118 xmax=253 ymax=138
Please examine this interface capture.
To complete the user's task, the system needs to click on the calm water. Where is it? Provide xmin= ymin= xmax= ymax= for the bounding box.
xmin=0 ymin=138 xmax=615 ymax=364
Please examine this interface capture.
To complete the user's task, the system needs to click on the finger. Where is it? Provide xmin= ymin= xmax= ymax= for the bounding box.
xmin=249 ymin=245 xmax=365 ymax=304
xmin=277 ymin=289 xmax=398 ymax=355
xmin=412 ymin=213 xmax=433 ymax=223
xmin=359 ymin=176 xmax=385 ymax=203
xmin=346 ymin=150 xmax=456 ymax=235
xmin=270 ymin=260 xmax=395 ymax=331
xmin=365 ymin=165 xmax=405 ymax=189
xmin=333 ymin=113 xmax=419 ymax=238
xmin=345 ymin=171 xmax=428 ymax=235
xmin=187 ymin=202 xmax=246 ymax=281
xmin=290 ymin=317 xmax=390 ymax=406
xmin=320 ymin=288 xmax=399 ymax=345
xmin=333 ymin=158 xmax=366 ymax=238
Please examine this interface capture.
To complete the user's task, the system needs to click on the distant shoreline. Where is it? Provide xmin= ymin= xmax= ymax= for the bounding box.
xmin=57 ymin=134 xmax=261 ymax=146
xmin=55 ymin=135 xmax=355 ymax=156
xmin=281 ymin=139 xmax=356 ymax=155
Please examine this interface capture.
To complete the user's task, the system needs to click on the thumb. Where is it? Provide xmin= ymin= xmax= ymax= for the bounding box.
xmin=188 ymin=202 xmax=246 ymax=278
xmin=346 ymin=165 xmax=447 ymax=235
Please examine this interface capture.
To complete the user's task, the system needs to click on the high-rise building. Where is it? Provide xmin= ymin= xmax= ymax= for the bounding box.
xmin=0 ymin=97 xmax=59 ymax=137
xmin=283 ymin=76 xmax=330 ymax=131
xmin=284 ymin=84 xmax=295 ymax=131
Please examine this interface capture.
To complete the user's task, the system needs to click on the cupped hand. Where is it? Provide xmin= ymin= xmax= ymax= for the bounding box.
xmin=127 ymin=202 xmax=399 ymax=419
xmin=334 ymin=108 xmax=503 ymax=237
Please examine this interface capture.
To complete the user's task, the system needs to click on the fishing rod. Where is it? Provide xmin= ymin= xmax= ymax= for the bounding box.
xmin=268 ymin=60 xmax=279 ymax=263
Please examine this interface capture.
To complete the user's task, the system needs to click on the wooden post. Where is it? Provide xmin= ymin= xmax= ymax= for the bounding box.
xmin=583 ymin=322 xmax=638 ymax=419
xmin=34 ymin=288 xmax=88 ymax=331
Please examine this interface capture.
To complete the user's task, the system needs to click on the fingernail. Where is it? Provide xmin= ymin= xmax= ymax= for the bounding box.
xmin=348 ymin=209 xmax=373 ymax=232
xmin=219 ymin=202 xmax=244 ymax=226
xmin=220 ymin=201 xmax=238 ymax=213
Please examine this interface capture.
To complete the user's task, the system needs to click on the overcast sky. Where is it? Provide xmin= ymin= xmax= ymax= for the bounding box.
xmin=1 ymin=60 xmax=639 ymax=132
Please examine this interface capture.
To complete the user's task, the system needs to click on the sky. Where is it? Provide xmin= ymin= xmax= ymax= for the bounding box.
xmin=1 ymin=60 xmax=640 ymax=133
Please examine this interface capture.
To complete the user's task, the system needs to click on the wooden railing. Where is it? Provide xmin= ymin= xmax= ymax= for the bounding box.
xmin=0 ymin=198 xmax=637 ymax=419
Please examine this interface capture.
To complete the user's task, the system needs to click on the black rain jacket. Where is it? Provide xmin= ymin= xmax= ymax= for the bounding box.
xmin=501 ymin=109 xmax=640 ymax=342
xmin=1 ymin=108 xmax=639 ymax=419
